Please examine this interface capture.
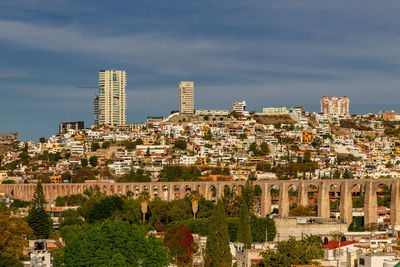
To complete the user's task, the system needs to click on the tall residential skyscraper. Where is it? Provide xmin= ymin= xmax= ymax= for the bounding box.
xmin=179 ymin=81 xmax=194 ymax=114
xmin=94 ymin=70 xmax=127 ymax=125
xmin=320 ymin=96 xmax=349 ymax=116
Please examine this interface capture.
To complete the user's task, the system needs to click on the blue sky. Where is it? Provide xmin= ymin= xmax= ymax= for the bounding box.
xmin=1 ymin=0 xmax=400 ymax=141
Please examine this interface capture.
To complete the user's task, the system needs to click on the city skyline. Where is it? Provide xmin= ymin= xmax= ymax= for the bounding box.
xmin=1 ymin=1 xmax=400 ymax=140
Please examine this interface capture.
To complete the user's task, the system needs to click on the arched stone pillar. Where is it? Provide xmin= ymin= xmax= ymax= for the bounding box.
xmin=318 ymin=181 xmax=330 ymax=219
xmin=168 ymin=184 xmax=175 ymax=201
xmin=204 ymin=183 xmax=211 ymax=201
xmin=298 ymin=181 xmax=308 ymax=207
xmin=340 ymin=181 xmax=352 ymax=225
xmin=261 ymin=183 xmax=271 ymax=217
xmin=391 ymin=180 xmax=400 ymax=230
xmin=364 ymin=180 xmax=377 ymax=226
xmin=149 ymin=185 xmax=155 ymax=200
xmin=217 ymin=183 xmax=224 ymax=199
xmin=279 ymin=183 xmax=289 ymax=217
xmin=179 ymin=184 xmax=185 ymax=199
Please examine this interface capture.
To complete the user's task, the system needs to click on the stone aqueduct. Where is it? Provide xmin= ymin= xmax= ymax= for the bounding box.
xmin=2 ymin=178 xmax=400 ymax=228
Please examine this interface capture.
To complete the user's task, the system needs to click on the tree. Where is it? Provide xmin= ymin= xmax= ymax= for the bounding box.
xmin=19 ymin=152 xmax=30 ymax=165
xmin=241 ymin=180 xmax=255 ymax=212
xmin=27 ymin=181 xmax=52 ymax=239
xmin=135 ymin=138 xmax=144 ymax=145
xmin=9 ymin=199 xmax=30 ymax=209
xmin=124 ymin=141 xmax=136 ymax=150
xmin=164 ymin=225 xmax=194 ymax=266
xmin=89 ymin=156 xmax=98 ymax=167
xmin=139 ymin=191 xmax=150 ymax=222
xmin=249 ymin=142 xmax=258 ymax=155
xmin=0 ymin=253 xmax=23 ymax=267
xmin=39 ymin=137 xmax=46 ymax=143
xmin=0 ymin=209 xmax=32 ymax=260
xmin=80 ymin=158 xmax=88 ymax=168
xmin=174 ymin=140 xmax=187 ymax=150
xmin=86 ymin=195 xmax=124 ymax=223
xmin=288 ymin=205 xmax=315 ymax=216
xmin=236 ymin=202 xmax=252 ymax=248
xmin=189 ymin=191 xmax=201 ymax=219
xmin=62 ymin=221 xmax=169 ymax=266
xmin=2 ymin=180 xmax=16 ymax=184
xmin=304 ymin=151 xmax=312 ymax=163
xmin=259 ymin=236 xmax=324 ymax=267
xmin=101 ymin=141 xmax=110 ymax=149
xmin=343 ymin=168 xmax=352 ymax=179
xmin=146 ymin=147 xmax=151 ymax=157
xmin=260 ymin=142 xmax=270 ymax=155
xmin=204 ymin=201 xmax=232 ymax=267
xmin=91 ymin=142 xmax=100 ymax=152
xmin=230 ymin=111 xmax=239 ymax=119
xmin=239 ymin=133 xmax=247 ymax=140
xmin=59 ymin=209 xmax=84 ymax=229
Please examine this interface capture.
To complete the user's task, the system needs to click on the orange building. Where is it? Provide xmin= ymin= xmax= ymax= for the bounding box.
xmin=302 ymin=131 xmax=314 ymax=144
xmin=49 ymin=175 xmax=62 ymax=183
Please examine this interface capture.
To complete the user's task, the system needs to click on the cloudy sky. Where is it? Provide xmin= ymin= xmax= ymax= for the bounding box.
xmin=1 ymin=0 xmax=400 ymax=141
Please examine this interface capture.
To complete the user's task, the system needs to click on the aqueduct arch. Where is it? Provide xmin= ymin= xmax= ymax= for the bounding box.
xmin=2 ymin=178 xmax=400 ymax=228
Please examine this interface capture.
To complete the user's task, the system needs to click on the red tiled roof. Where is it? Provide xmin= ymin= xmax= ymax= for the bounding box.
xmin=323 ymin=240 xmax=357 ymax=250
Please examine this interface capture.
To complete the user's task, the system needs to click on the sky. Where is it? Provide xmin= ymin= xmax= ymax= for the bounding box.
xmin=1 ymin=0 xmax=400 ymax=141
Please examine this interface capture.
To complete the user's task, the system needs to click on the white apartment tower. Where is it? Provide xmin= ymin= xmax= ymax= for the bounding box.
xmin=232 ymin=101 xmax=246 ymax=113
xmin=320 ymin=96 xmax=349 ymax=116
xmin=179 ymin=81 xmax=194 ymax=114
xmin=94 ymin=70 xmax=127 ymax=125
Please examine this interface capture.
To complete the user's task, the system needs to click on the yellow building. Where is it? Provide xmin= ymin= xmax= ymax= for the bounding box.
xmin=50 ymin=175 xmax=62 ymax=183
xmin=302 ymin=131 xmax=314 ymax=144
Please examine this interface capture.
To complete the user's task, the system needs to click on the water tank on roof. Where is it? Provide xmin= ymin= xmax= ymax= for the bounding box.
xmin=34 ymin=241 xmax=46 ymax=251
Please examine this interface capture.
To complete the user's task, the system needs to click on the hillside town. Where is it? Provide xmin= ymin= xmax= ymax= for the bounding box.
xmin=3 ymin=83 xmax=400 ymax=266
xmin=2 ymin=96 xmax=400 ymax=184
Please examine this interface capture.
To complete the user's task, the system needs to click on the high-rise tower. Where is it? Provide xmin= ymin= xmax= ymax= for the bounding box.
xmin=320 ymin=96 xmax=349 ymax=116
xmin=94 ymin=70 xmax=127 ymax=125
xmin=179 ymin=81 xmax=194 ymax=114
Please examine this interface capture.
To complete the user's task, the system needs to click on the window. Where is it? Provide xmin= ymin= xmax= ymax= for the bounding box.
xmin=359 ymin=258 xmax=365 ymax=265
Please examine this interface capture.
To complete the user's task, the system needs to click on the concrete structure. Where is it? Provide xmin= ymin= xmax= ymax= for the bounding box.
xmin=26 ymin=240 xmax=52 ymax=267
xmin=232 ymin=101 xmax=246 ymax=113
xmin=235 ymin=245 xmax=263 ymax=267
xmin=321 ymin=96 xmax=350 ymax=116
xmin=195 ymin=109 xmax=229 ymax=116
xmin=94 ymin=70 xmax=127 ymax=125
xmin=357 ymin=252 xmax=398 ymax=267
xmin=382 ymin=110 xmax=400 ymax=121
xmin=0 ymin=132 xmax=18 ymax=144
xmin=274 ymin=217 xmax=348 ymax=241
xmin=3 ymin=178 xmax=400 ymax=229
xmin=59 ymin=121 xmax=84 ymax=134
xmin=261 ymin=107 xmax=288 ymax=115
xmin=179 ymin=81 xmax=194 ymax=114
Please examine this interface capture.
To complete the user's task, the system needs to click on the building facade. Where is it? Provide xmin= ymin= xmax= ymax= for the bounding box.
xmin=262 ymin=107 xmax=288 ymax=115
xmin=195 ymin=109 xmax=229 ymax=116
xmin=94 ymin=70 xmax=127 ymax=125
xmin=59 ymin=121 xmax=84 ymax=134
xmin=232 ymin=101 xmax=246 ymax=113
xmin=0 ymin=133 xmax=18 ymax=144
xmin=382 ymin=111 xmax=400 ymax=121
xmin=321 ymin=96 xmax=349 ymax=116
xmin=179 ymin=81 xmax=194 ymax=114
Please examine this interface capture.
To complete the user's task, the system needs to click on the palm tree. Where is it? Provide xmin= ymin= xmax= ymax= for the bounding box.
xmin=139 ymin=191 xmax=150 ymax=222
xmin=189 ymin=191 xmax=201 ymax=219
xmin=126 ymin=190 xmax=134 ymax=200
